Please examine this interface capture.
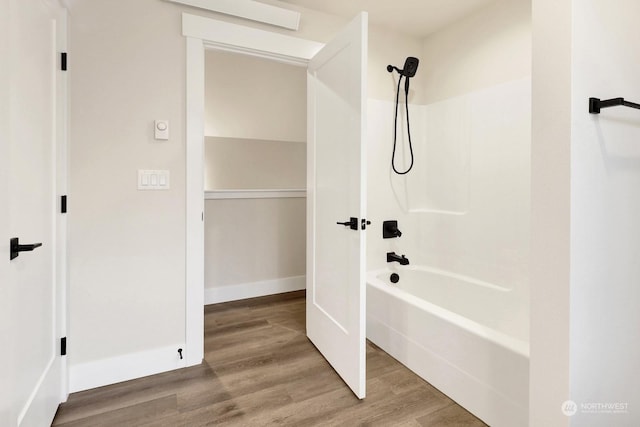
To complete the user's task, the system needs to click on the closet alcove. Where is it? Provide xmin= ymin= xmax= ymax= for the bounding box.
xmin=204 ymin=49 xmax=307 ymax=304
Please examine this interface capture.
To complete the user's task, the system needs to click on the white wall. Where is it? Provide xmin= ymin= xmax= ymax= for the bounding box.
xmin=68 ymin=0 xmax=188 ymax=389
xmin=205 ymin=50 xmax=307 ymax=141
xmin=422 ymin=0 xmax=531 ymax=104
xmin=529 ymin=0 xmax=571 ymax=424
xmin=204 ymin=137 xmax=305 ymax=190
xmin=569 ymin=1 xmax=640 ymax=425
xmin=204 ymin=197 xmax=306 ymax=302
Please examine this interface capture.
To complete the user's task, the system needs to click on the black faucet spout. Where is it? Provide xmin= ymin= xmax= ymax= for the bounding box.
xmin=387 ymin=252 xmax=409 ymax=265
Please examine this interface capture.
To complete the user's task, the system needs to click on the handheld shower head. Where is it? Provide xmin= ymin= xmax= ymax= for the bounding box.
xmin=387 ymin=57 xmax=420 ymax=78
xmin=402 ymin=57 xmax=419 ymax=77
xmin=388 ymin=56 xmax=420 ymax=175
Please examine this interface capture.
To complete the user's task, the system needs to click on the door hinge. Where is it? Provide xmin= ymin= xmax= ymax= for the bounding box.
xmin=61 ymin=337 xmax=67 ymax=356
xmin=61 ymin=195 xmax=67 ymax=214
xmin=61 ymin=52 xmax=67 ymax=71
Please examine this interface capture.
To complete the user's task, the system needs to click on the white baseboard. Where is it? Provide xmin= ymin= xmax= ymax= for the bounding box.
xmin=69 ymin=344 xmax=187 ymax=393
xmin=205 ymin=275 xmax=305 ymax=304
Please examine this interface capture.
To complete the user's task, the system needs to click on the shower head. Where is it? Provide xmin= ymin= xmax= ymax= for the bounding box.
xmin=387 ymin=57 xmax=420 ymax=78
xmin=389 ymin=57 xmax=420 ymax=175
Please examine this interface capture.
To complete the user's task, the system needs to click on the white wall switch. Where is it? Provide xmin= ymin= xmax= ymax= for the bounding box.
xmin=138 ymin=170 xmax=170 ymax=190
xmin=154 ymin=120 xmax=169 ymax=140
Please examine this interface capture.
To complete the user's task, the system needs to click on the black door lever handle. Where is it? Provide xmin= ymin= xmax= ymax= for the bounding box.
xmin=336 ymin=217 xmax=358 ymax=230
xmin=10 ymin=238 xmax=43 ymax=260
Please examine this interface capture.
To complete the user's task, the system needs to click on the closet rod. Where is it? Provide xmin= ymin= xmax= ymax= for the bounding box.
xmin=589 ymin=97 xmax=640 ymax=114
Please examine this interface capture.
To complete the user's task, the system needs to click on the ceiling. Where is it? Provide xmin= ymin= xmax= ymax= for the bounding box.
xmin=277 ymin=0 xmax=497 ymax=39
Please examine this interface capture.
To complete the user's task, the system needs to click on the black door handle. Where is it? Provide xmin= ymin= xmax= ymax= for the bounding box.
xmin=10 ymin=238 xmax=43 ymax=260
xmin=336 ymin=217 xmax=358 ymax=230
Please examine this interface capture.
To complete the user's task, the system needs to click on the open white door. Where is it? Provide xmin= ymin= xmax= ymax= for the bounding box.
xmin=306 ymin=12 xmax=368 ymax=399
xmin=1 ymin=1 xmax=65 ymax=425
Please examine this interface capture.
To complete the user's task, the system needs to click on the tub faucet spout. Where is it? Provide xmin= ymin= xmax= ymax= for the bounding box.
xmin=387 ymin=252 xmax=409 ymax=265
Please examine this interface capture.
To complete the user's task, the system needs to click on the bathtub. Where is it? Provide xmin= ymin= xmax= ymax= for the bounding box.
xmin=366 ymin=267 xmax=529 ymax=427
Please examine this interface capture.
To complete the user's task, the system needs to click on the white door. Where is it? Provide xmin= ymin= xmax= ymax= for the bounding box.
xmin=306 ymin=12 xmax=368 ymax=399
xmin=2 ymin=1 xmax=65 ymax=425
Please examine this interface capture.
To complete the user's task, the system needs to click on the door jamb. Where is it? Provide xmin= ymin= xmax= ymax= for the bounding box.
xmin=182 ymin=13 xmax=322 ymax=366
xmin=55 ymin=6 xmax=69 ymax=402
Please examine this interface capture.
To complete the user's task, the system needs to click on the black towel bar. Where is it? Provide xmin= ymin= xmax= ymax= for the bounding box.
xmin=589 ymin=97 xmax=640 ymax=114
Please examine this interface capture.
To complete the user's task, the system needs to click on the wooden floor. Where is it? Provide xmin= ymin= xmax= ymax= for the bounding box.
xmin=53 ymin=291 xmax=487 ymax=426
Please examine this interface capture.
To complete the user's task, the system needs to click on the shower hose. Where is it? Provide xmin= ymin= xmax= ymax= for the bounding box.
xmin=391 ymin=74 xmax=414 ymax=175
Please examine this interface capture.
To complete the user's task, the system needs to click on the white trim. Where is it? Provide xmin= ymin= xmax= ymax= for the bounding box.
xmin=357 ymin=13 xmax=368 ymax=398
xmin=205 ymin=276 xmax=305 ymax=304
xmin=185 ymin=36 xmax=205 ymax=367
xmin=182 ymin=13 xmax=322 ymax=66
xmin=184 ymin=15 xmax=320 ymax=372
xmin=55 ymin=6 xmax=69 ymax=403
xmin=205 ymin=189 xmax=306 ymax=200
xmin=167 ymin=0 xmax=300 ymax=31
xmin=69 ymin=345 xmax=187 ymax=393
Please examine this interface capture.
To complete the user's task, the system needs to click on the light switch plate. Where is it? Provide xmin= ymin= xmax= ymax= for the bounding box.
xmin=138 ymin=170 xmax=170 ymax=190
xmin=154 ymin=120 xmax=169 ymax=140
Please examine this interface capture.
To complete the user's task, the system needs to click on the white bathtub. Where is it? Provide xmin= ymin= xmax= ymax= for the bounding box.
xmin=366 ymin=267 xmax=529 ymax=427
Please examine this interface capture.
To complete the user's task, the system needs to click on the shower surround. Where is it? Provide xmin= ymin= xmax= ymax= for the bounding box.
xmin=365 ymin=77 xmax=531 ymax=427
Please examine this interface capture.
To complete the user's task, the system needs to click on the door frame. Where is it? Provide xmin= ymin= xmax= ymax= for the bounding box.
xmin=55 ymin=6 xmax=69 ymax=401
xmin=182 ymin=13 xmax=323 ymax=366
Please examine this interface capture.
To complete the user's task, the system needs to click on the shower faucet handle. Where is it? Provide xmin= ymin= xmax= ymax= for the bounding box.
xmin=383 ymin=220 xmax=402 ymax=238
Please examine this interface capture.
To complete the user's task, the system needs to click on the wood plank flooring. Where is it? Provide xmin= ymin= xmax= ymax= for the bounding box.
xmin=53 ymin=291 xmax=487 ymax=426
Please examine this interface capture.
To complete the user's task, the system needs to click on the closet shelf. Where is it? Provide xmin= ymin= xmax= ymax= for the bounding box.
xmin=205 ymin=189 xmax=306 ymax=200
xmin=205 ymin=135 xmax=306 ymax=144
